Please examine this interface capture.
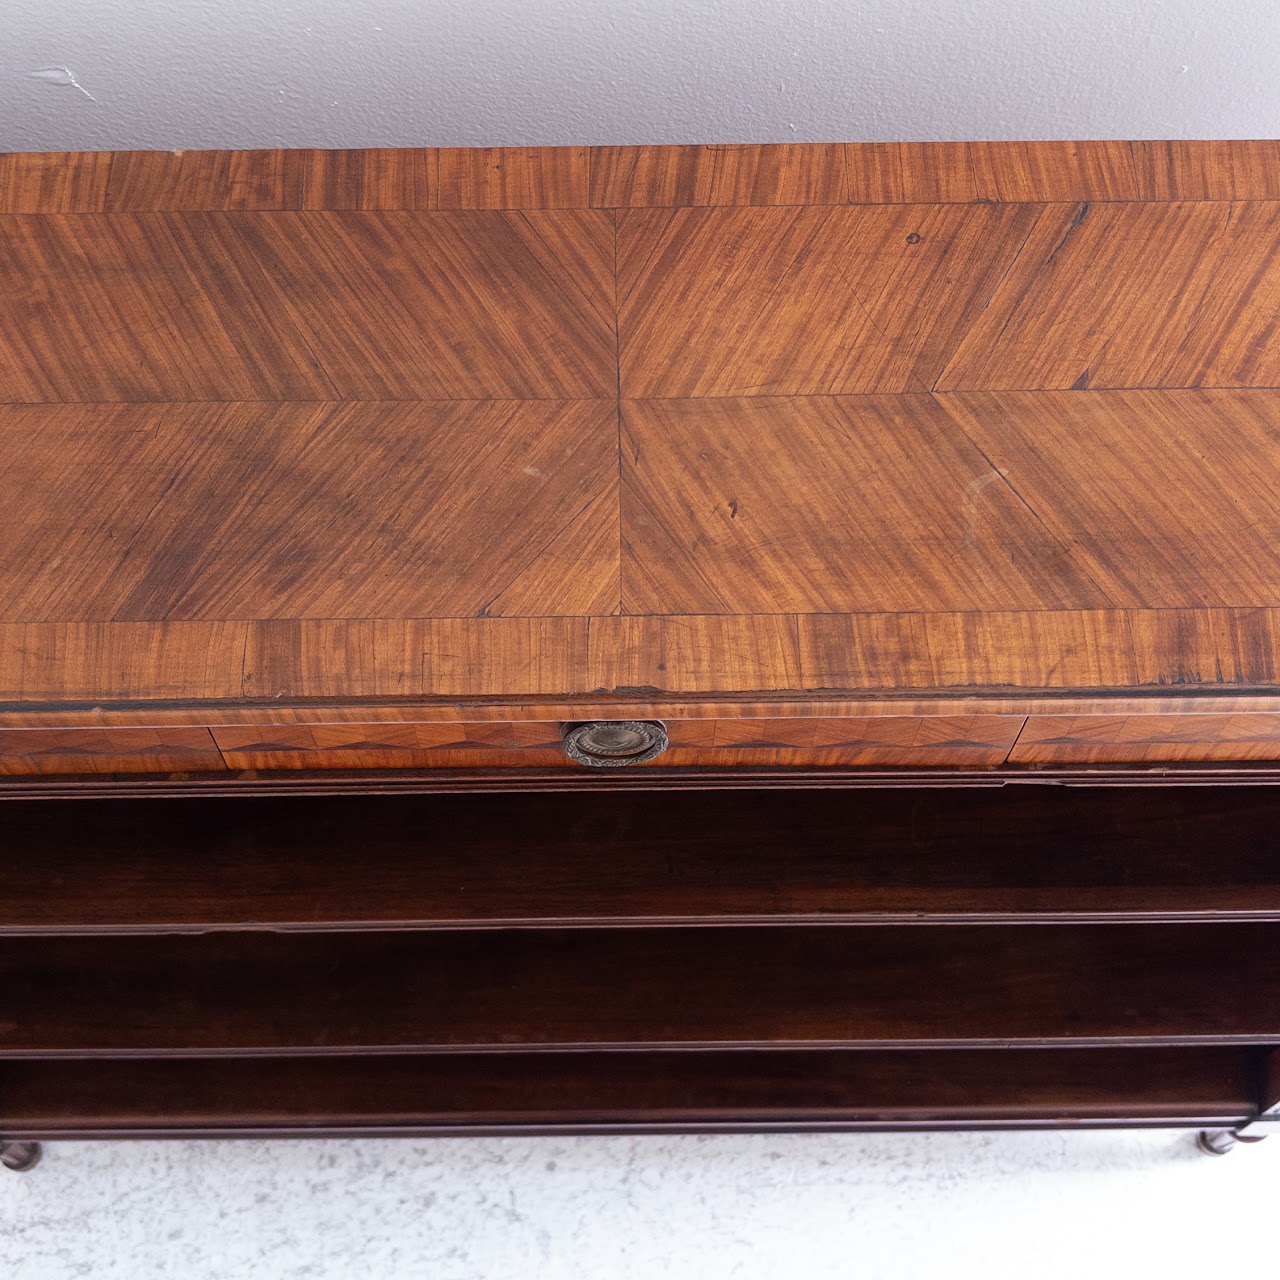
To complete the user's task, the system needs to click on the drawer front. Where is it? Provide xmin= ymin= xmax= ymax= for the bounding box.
xmin=10 ymin=712 xmax=1280 ymax=780
xmin=210 ymin=715 xmax=1024 ymax=772
xmin=0 ymin=727 xmax=225 ymax=776
xmin=1010 ymin=714 xmax=1280 ymax=763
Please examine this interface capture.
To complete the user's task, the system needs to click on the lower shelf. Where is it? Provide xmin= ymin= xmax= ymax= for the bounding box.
xmin=4 ymin=922 xmax=1280 ymax=1054
xmin=0 ymin=1047 xmax=1260 ymax=1139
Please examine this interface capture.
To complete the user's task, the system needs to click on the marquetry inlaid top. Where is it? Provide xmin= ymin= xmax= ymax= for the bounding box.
xmin=4 ymin=141 xmax=1280 ymax=729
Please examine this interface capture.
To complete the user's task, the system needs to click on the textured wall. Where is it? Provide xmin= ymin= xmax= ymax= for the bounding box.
xmin=5 ymin=0 xmax=1280 ymax=152
xmin=3 ymin=1130 xmax=1279 ymax=1278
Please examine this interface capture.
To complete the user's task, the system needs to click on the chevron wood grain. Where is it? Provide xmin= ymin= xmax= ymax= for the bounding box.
xmin=938 ymin=200 xmax=1280 ymax=390
xmin=4 ymin=143 xmax=1280 ymax=781
xmin=620 ymin=395 xmax=1111 ymax=614
xmin=616 ymin=202 xmax=1047 ymax=396
xmin=0 ymin=210 xmax=615 ymax=401
xmin=937 ymin=390 xmax=1280 ymax=606
xmin=0 ymin=400 xmax=618 ymax=622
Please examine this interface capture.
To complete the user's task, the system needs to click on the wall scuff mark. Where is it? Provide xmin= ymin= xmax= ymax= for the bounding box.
xmin=29 ymin=65 xmax=97 ymax=101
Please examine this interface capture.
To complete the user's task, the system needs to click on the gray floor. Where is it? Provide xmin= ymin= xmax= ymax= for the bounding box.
xmin=3 ymin=1129 xmax=1276 ymax=1278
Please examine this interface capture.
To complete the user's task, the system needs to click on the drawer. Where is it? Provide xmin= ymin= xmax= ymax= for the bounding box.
xmin=208 ymin=715 xmax=1024 ymax=772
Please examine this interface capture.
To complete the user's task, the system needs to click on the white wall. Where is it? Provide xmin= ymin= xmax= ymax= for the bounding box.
xmin=4 ymin=0 xmax=1280 ymax=152
xmin=4 ymin=1130 xmax=1279 ymax=1278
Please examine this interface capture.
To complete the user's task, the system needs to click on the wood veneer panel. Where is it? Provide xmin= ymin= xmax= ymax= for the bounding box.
xmin=0 ymin=209 xmax=615 ymax=401
xmin=844 ymin=143 xmax=981 ymax=204
xmin=795 ymin=609 xmax=1280 ymax=692
xmin=2 ymin=924 xmax=1277 ymax=1054
xmin=207 ymin=715 xmax=1019 ymax=771
xmin=299 ymin=148 xmax=436 ymax=209
xmin=585 ymin=615 xmax=803 ymax=694
xmin=936 ymin=391 xmax=1280 ymax=608
xmin=7 ymin=143 xmax=1280 ymax=738
xmin=7 ymin=787 xmax=1280 ymax=933
xmin=0 ymin=727 xmax=225 ymax=776
xmin=591 ymin=144 xmax=847 ymax=207
xmin=0 ymin=1048 xmax=1252 ymax=1135
xmin=0 ymin=399 xmax=619 ymax=619
xmin=104 ymin=150 xmax=303 ymax=211
xmin=1135 ymin=140 xmax=1280 ymax=201
xmin=939 ymin=201 xmax=1280 ymax=390
xmin=6 ymin=613 xmax=1280 ymax=706
xmin=232 ymin=208 xmax=616 ymax=399
xmin=438 ymin=147 xmax=590 ymax=208
xmin=8 ymin=144 xmax=1280 ymax=217
xmin=1011 ymin=714 xmax=1280 ymax=763
xmin=0 ymin=151 xmax=111 ymax=212
xmin=0 ymin=622 xmax=249 ymax=702
xmin=617 ymin=203 xmax=1047 ymax=396
xmin=967 ymin=141 xmax=1146 ymax=202
xmin=621 ymin=396 xmax=1110 ymax=614
xmin=841 ymin=142 xmax=1280 ymax=204
xmin=211 ymin=721 xmax=569 ymax=771
xmin=0 ymin=213 xmax=334 ymax=401
xmin=0 ymin=399 xmax=618 ymax=623
xmin=7 ymin=612 xmax=1280 ymax=705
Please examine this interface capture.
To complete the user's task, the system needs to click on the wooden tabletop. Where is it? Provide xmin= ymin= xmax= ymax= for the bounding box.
xmin=4 ymin=141 xmax=1280 ymax=731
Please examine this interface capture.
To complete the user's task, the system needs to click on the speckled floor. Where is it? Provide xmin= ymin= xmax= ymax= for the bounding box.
xmin=2 ymin=1130 xmax=1276 ymax=1278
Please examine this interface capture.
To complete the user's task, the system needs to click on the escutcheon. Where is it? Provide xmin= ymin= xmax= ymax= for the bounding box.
xmin=562 ymin=720 xmax=669 ymax=768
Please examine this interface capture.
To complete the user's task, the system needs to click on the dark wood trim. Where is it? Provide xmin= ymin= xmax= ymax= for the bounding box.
xmin=10 ymin=761 xmax=1280 ymax=800
xmin=0 ymin=1047 xmax=1256 ymax=1139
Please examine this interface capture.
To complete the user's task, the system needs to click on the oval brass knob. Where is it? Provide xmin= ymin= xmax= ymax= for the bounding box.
xmin=562 ymin=720 xmax=668 ymax=767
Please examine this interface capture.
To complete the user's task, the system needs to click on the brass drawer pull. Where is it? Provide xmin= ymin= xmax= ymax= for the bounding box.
xmin=562 ymin=720 xmax=668 ymax=767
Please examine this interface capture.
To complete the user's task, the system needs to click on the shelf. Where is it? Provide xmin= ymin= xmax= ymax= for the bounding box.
xmin=5 ymin=787 xmax=1280 ymax=933
xmin=2 ymin=922 xmax=1278 ymax=1055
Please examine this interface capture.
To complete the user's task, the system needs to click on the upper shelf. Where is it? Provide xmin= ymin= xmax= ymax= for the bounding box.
xmin=3 ymin=142 xmax=1280 ymax=720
